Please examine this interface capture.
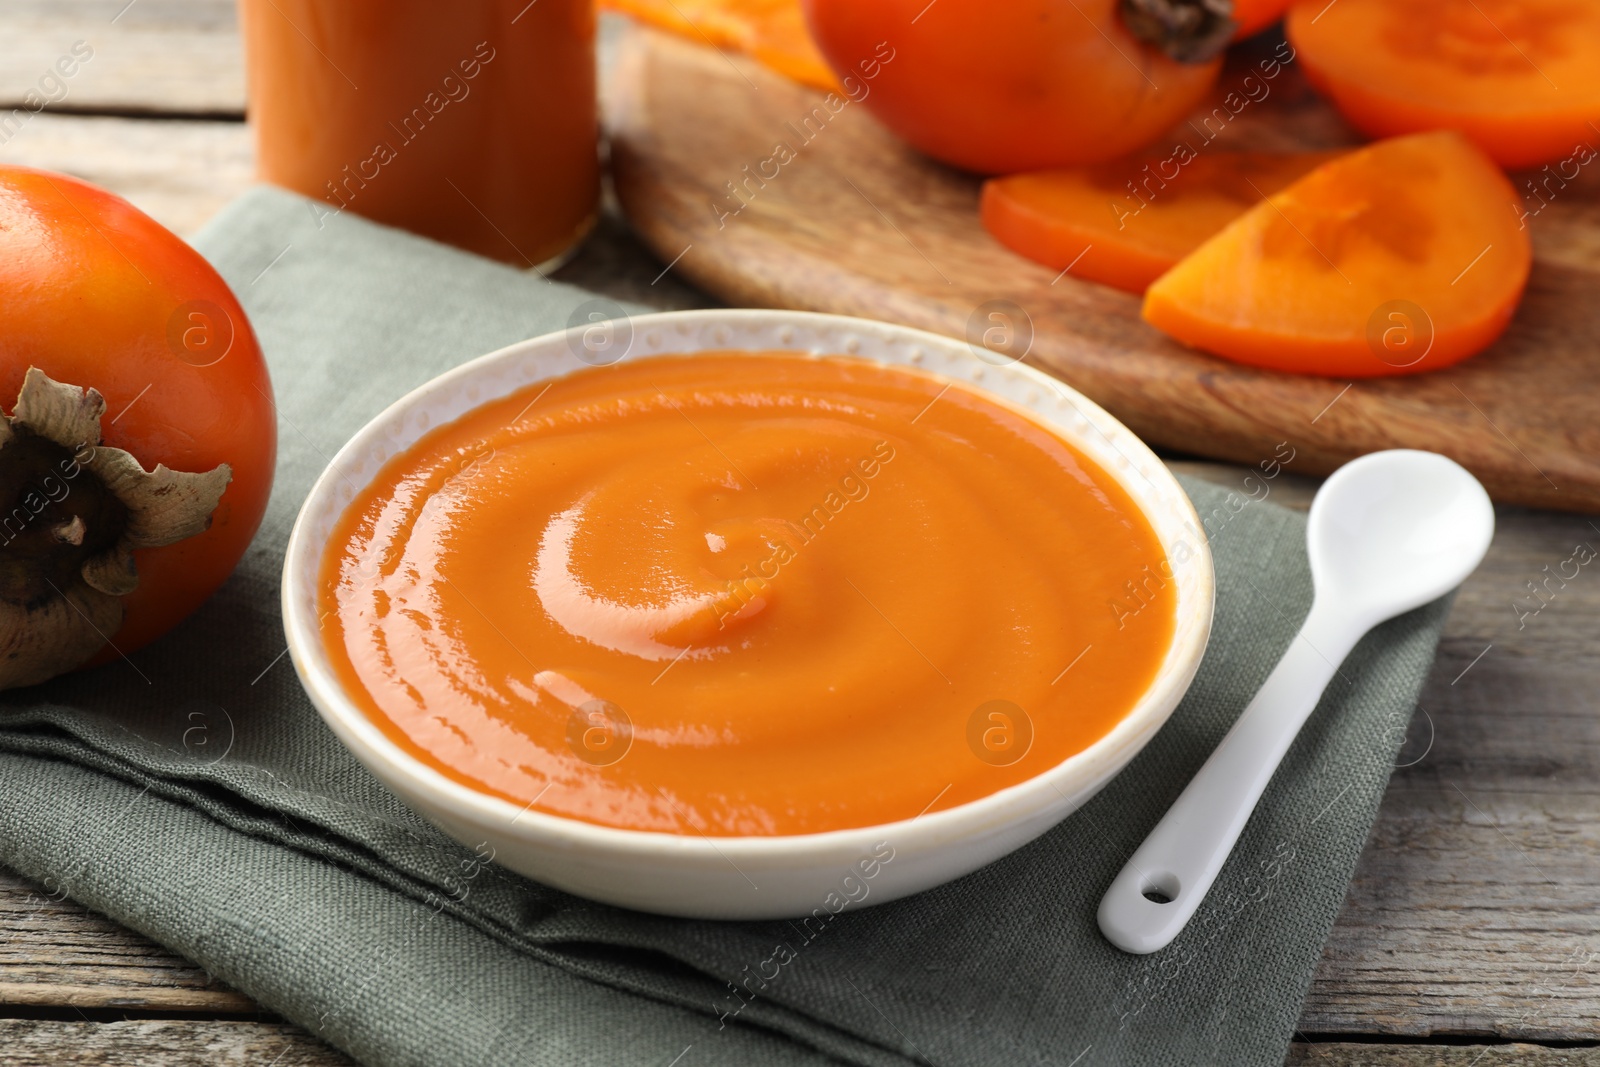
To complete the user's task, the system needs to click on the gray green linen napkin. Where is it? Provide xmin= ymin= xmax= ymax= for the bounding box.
xmin=0 ymin=187 xmax=1452 ymax=1067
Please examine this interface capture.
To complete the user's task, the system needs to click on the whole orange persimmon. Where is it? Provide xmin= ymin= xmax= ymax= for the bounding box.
xmin=0 ymin=166 xmax=276 ymax=687
xmin=801 ymin=0 xmax=1227 ymax=174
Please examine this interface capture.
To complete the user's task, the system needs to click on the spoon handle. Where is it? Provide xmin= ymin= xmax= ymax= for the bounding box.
xmin=1098 ymin=603 xmax=1359 ymax=954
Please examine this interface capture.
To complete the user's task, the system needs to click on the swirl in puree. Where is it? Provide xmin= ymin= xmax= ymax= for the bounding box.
xmin=319 ymin=353 xmax=1177 ymax=835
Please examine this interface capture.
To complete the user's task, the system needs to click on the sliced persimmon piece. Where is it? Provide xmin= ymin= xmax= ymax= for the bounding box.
xmin=1142 ymin=131 xmax=1531 ymax=378
xmin=980 ymin=150 xmax=1342 ymax=294
xmin=1287 ymin=0 xmax=1600 ymax=169
xmin=603 ymin=0 xmax=840 ymax=92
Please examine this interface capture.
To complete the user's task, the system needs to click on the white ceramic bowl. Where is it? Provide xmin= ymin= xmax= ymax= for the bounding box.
xmin=282 ymin=309 xmax=1214 ymax=919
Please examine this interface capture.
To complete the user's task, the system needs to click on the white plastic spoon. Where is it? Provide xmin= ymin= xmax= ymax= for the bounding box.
xmin=1099 ymin=449 xmax=1494 ymax=955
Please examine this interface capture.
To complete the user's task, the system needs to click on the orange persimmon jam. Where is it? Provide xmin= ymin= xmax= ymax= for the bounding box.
xmin=318 ymin=353 xmax=1177 ymax=836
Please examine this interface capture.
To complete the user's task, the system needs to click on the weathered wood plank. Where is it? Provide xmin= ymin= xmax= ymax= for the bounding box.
xmin=0 ymin=869 xmax=252 ymax=1013
xmin=0 ymin=1021 xmax=1593 ymax=1067
xmin=0 ymin=0 xmax=242 ymax=117
xmin=0 ymin=1020 xmax=348 ymax=1066
xmin=1288 ymin=1045 xmax=1600 ymax=1066
xmin=0 ymin=113 xmax=252 ymax=237
xmin=1302 ymin=500 xmax=1600 ymax=1041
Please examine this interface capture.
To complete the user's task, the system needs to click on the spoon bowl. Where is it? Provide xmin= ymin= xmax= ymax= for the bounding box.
xmin=1309 ymin=450 xmax=1495 ymax=627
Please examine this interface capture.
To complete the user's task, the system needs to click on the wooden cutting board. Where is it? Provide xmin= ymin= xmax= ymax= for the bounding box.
xmin=605 ymin=25 xmax=1600 ymax=513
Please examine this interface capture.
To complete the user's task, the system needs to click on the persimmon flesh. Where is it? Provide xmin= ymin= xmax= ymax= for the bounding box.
xmin=1232 ymin=0 xmax=1293 ymax=38
xmin=1142 ymin=132 xmax=1531 ymax=377
xmin=801 ymin=0 xmax=1224 ymax=174
xmin=1287 ymin=0 xmax=1600 ymax=169
xmin=602 ymin=0 xmax=840 ymax=91
xmin=981 ymin=151 xmax=1342 ymax=294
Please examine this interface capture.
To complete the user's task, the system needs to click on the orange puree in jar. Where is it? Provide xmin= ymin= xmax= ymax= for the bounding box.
xmin=319 ymin=354 xmax=1177 ymax=836
xmin=239 ymin=0 xmax=599 ymax=266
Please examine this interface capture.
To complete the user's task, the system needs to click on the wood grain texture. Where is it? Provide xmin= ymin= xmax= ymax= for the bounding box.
xmin=0 ymin=112 xmax=252 ymax=237
xmin=0 ymin=869 xmax=252 ymax=1013
xmin=0 ymin=0 xmax=242 ymax=117
xmin=0 ymin=1023 xmax=1593 ymax=1067
xmin=607 ymin=26 xmax=1600 ymax=514
xmin=1301 ymin=511 xmax=1600 ymax=1041
xmin=0 ymin=1020 xmax=348 ymax=1066
xmin=1288 ymin=1046 xmax=1600 ymax=1066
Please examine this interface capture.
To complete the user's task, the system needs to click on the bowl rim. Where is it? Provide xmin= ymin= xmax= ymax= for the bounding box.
xmin=282 ymin=308 xmax=1215 ymax=861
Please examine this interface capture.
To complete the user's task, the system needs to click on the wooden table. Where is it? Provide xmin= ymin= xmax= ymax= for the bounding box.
xmin=1 ymin=3 xmax=1596 ymax=1064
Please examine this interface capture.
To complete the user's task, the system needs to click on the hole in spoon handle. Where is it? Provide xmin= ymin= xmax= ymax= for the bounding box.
xmin=1099 ymin=840 xmax=1213 ymax=954
xmin=1139 ymin=872 xmax=1179 ymax=905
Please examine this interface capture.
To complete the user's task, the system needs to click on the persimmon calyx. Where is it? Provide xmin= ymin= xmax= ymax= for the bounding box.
xmin=1120 ymin=0 xmax=1235 ymax=62
xmin=0 ymin=367 xmax=232 ymax=689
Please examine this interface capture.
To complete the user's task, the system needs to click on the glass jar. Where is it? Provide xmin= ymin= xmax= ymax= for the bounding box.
xmin=239 ymin=0 xmax=600 ymax=268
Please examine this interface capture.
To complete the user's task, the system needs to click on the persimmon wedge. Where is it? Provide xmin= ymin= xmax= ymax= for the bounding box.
xmin=1142 ymin=131 xmax=1531 ymax=378
xmin=1287 ymin=0 xmax=1600 ymax=169
xmin=981 ymin=151 xmax=1342 ymax=294
xmin=603 ymin=0 xmax=840 ymax=91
